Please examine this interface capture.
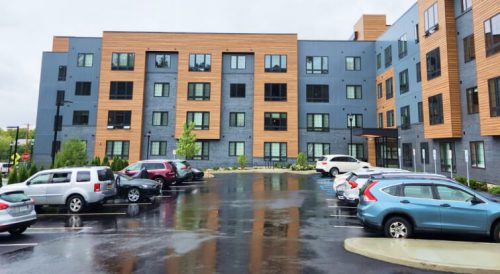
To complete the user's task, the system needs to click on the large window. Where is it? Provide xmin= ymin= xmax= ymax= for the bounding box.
xmin=470 ymin=141 xmax=485 ymax=168
xmin=72 ymin=111 xmax=89 ymax=126
xmin=489 ymin=77 xmax=500 ymax=117
xmin=426 ymin=47 xmax=441 ymax=80
xmin=188 ymin=83 xmax=210 ymax=100
xmin=75 ymin=81 xmax=91 ymax=96
xmin=307 ymin=113 xmax=329 ymax=132
xmin=346 ymin=85 xmax=362 ymax=99
xmin=420 ymin=142 xmax=429 ymax=164
xmin=154 ymin=83 xmax=169 ymax=97
xmin=463 ymin=35 xmax=476 ymax=63
xmin=265 ymin=55 xmax=287 ymax=72
xmin=378 ymin=113 xmax=383 ymax=128
xmin=440 ymin=142 xmax=456 ymax=172
xmin=187 ymin=112 xmax=209 ymax=130
xmin=192 ymin=141 xmax=209 ymax=160
xmin=306 ymin=85 xmax=329 ymax=102
xmin=58 ymin=66 xmax=67 ymax=81
xmin=108 ymin=111 xmax=131 ymax=129
xmin=377 ymin=83 xmax=383 ymax=99
xmin=399 ymin=69 xmax=409 ymax=94
xmin=151 ymin=141 xmax=167 ymax=156
xmin=416 ymin=62 xmax=422 ymax=83
xmin=155 ymin=54 xmax=170 ymax=68
xmin=112 ymin=53 xmax=134 ymax=70
xmin=264 ymin=83 xmax=287 ymax=101
xmin=77 ymin=53 xmax=93 ymax=67
xmin=347 ymin=114 xmax=363 ymax=128
xmin=189 ymin=54 xmax=211 ymax=72
xmin=348 ymin=143 xmax=365 ymax=160
xmin=231 ymin=55 xmax=246 ymax=70
xmin=484 ymin=13 xmax=500 ymax=56
xmin=385 ymin=77 xmax=393 ymax=99
xmin=229 ymin=142 xmax=245 ymax=156
xmin=345 ymin=57 xmax=361 ymax=71
xmin=106 ymin=141 xmax=130 ymax=159
xmin=461 ymin=0 xmax=472 ymax=12
xmin=264 ymin=112 xmax=287 ymax=131
xmin=230 ymin=84 xmax=246 ymax=98
xmin=401 ymin=105 xmax=411 ymax=130
xmin=376 ymin=53 xmax=381 ymax=69
xmin=402 ymin=143 xmax=413 ymax=168
xmin=152 ymin=111 xmax=168 ymax=126
xmin=307 ymin=143 xmax=330 ymax=162
xmin=424 ymin=2 xmax=439 ymax=34
xmin=229 ymin=112 xmax=245 ymax=127
xmin=385 ymin=46 xmax=392 ymax=68
xmin=398 ymin=34 xmax=408 ymax=59
xmin=466 ymin=87 xmax=479 ymax=114
xmin=418 ymin=102 xmax=424 ymax=123
xmin=306 ymin=56 xmax=328 ymax=74
xmin=264 ymin=142 xmax=287 ymax=162
xmin=110 ymin=81 xmax=133 ymax=100
xmin=428 ymin=94 xmax=444 ymax=125
xmin=386 ymin=110 xmax=394 ymax=127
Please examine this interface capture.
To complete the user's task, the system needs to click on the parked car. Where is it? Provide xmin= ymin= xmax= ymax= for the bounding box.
xmin=171 ymin=160 xmax=193 ymax=183
xmin=121 ymin=160 xmax=177 ymax=185
xmin=0 ymin=167 xmax=116 ymax=213
xmin=332 ymin=172 xmax=353 ymax=190
xmin=191 ymin=168 xmax=205 ymax=181
xmin=0 ymin=191 xmax=37 ymax=235
xmin=114 ymin=173 xmax=161 ymax=203
xmin=1 ymin=162 xmax=12 ymax=177
xmin=315 ymin=154 xmax=370 ymax=177
xmin=357 ymin=174 xmax=500 ymax=242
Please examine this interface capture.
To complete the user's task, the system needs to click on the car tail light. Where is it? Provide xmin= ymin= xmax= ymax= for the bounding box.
xmin=0 ymin=203 xmax=9 ymax=210
xmin=94 ymin=183 xmax=101 ymax=192
xmin=181 ymin=166 xmax=187 ymax=170
xmin=348 ymin=181 xmax=358 ymax=189
xmin=320 ymin=162 xmax=327 ymax=165
xmin=364 ymin=181 xmax=378 ymax=202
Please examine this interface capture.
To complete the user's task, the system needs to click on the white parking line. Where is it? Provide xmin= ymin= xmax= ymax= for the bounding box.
xmin=28 ymin=227 xmax=92 ymax=230
xmin=329 ymin=215 xmax=358 ymax=218
xmin=334 ymin=225 xmax=364 ymax=229
xmin=0 ymin=243 xmax=38 ymax=247
xmin=104 ymin=203 xmax=152 ymax=206
xmin=154 ymin=195 xmax=172 ymax=198
xmin=38 ymin=213 xmax=127 ymax=216
xmin=328 ymin=206 xmax=357 ymax=209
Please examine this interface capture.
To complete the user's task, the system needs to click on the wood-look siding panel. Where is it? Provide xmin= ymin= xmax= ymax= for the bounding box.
xmin=376 ymin=68 xmax=396 ymax=128
xmin=52 ymin=37 xmax=69 ymax=52
xmin=354 ymin=15 xmax=387 ymax=41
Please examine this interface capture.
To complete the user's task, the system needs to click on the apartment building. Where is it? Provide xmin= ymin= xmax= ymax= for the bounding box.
xmin=33 ymin=0 xmax=500 ymax=183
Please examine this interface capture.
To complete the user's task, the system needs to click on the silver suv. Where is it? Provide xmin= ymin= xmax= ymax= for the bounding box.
xmin=0 ymin=166 xmax=116 ymax=213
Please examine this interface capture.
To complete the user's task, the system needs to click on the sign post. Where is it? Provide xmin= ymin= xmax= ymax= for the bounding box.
xmin=398 ymin=148 xmax=402 ymax=169
xmin=422 ymin=149 xmax=426 ymax=173
xmin=412 ymin=148 xmax=416 ymax=172
xmin=465 ymin=150 xmax=470 ymax=187
xmin=432 ymin=149 xmax=437 ymax=174
xmin=448 ymin=149 xmax=453 ymax=179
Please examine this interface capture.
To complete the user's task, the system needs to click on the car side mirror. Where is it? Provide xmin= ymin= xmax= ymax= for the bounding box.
xmin=471 ymin=196 xmax=484 ymax=205
xmin=26 ymin=181 xmax=31 ymax=185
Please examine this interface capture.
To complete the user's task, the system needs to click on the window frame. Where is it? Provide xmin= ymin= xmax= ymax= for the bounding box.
xmin=346 ymin=85 xmax=362 ymax=99
xmin=463 ymin=34 xmax=476 ymax=63
xmin=384 ymin=46 xmax=392 ymax=68
xmin=228 ymin=141 xmax=245 ymax=157
xmin=105 ymin=140 xmax=130 ymax=159
xmin=470 ymin=141 xmax=485 ymax=169
xmin=416 ymin=62 xmax=422 ymax=83
xmin=440 ymin=142 xmax=456 ymax=172
xmin=75 ymin=81 xmax=91 ymax=96
xmin=306 ymin=113 xmax=329 ymax=132
xmin=420 ymin=142 xmax=430 ymax=164
xmin=377 ymin=83 xmax=383 ymax=99
xmin=306 ymin=84 xmax=329 ymax=102
xmin=264 ymin=55 xmax=287 ymax=72
xmin=155 ymin=54 xmax=171 ymax=68
xmin=345 ymin=56 xmax=361 ymax=71
xmin=484 ymin=14 xmax=500 ymax=56
xmin=72 ymin=110 xmax=89 ymax=126
xmin=230 ymin=83 xmax=246 ymax=98
xmin=376 ymin=53 xmax=381 ymax=69
xmin=348 ymin=143 xmax=365 ymax=160
xmin=77 ymin=53 xmax=93 ymax=67
xmin=187 ymin=83 xmax=210 ymax=101
xmin=58 ymin=66 xmax=67 ymax=81
xmin=428 ymin=94 xmax=444 ymax=125
xmin=186 ymin=112 xmax=210 ymax=130
xmin=152 ymin=111 xmax=168 ymax=126
xmin=229 ymin=112 xmax=245 ymax=127
xmin=466 ymin=86 xmax=479 ymax=114
xmin=110 ymin=81 xmax=133 ymax=100
xmin=378 ymin=113 xmax=384 ymax=128
xmin=264 ymin=142 xmax=287 ymax=162
xmin=107 ymin=111 xmax=132 ymax=129
xmin=154 ymin=82 xmax=170 ymax=97
xmin=150 ymin=141 xmax=167 ymax=156
xmin=398 ymin=34 xmax=408 ymax=59
xmin=399 ymin=69 xmax=409 ymax=94
xmin=347 ymin=114 xmax=363 ymax=128
xmin=385 ymin=77 xmax=393 ymax=99
xmin=400 ymin=105 xmax=411 ymax=130
xmin=426 ymin=47 xmax=441 ymax=80
xmin=264 ymin=112 xmax=287 ymax=131
xmin=191 ymin=141 xmax=209 ymax=160
xmin=488 ymin=76 xmax=500 ymax=117
xmin=111 ymin=52 xmax=135 ymax=71
xmin=418 ymin=102 xmax=424 ymax=123
xmin=189 ymin=53 xmax=212 ymax=72
xmin=230 ymin=55 xmax=246 ymax=70
xmin=306 ymin=56 xmax=328 ymax=74
xmin=307 ymin=143 xmax=330 ymax=162
xmin=386 ymin=110 xmax=394 ymax=127
xmin=424 ymin=2 xmax=439 ymax=35
xmin=402 ymin=143 xmax=413 ymax=168
xmin=264 ymin=83 xmax=287 ymax=101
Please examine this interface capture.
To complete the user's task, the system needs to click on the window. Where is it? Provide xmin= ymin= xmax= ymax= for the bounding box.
xmin=76 ymin=171 xmax=91 ymax=182
xmin=466 ymin=87 xmax=479 ymax=114
xmin=398 ymin=34 xmax=408 ymax=58
xmin=376 ymin=53 xmax=381 ymax=69
xmin=58 ymin=66 xmax=67 ymax=81
xmin=264 ymin=142 xmax=287 ymax=162
xmin=307 ymin=143 xmax=330 ymax=162
xmin=348 ymin=143 xmax=365 ymax=160
xmin=385 ymin=77 xmax=393 ymax=99
xmin=30 ymin=174 xmax=51 ymax=185
xmin=415 ymin=24 xmax=420 ymax=43
xmin=403 ymin=185 xmax=433 ymax=199
xmin=382 ymin=185 xmax=400 ymax=196
xmin=73 ymin=111 xmax=89 ymax=126
xmin=51 ymin=172 xmax=72 ymax=184
xmin=56 ymin=90 xmax=65 ymax=106
xmin=151 ymin=141 xmax=167 ymax=156
xmin=347 ymin=114 xmax=363 ymax=128
xmin=402 ymin=143 xmax=413 ymax=168
xmin=143 ymin=163 xmax=165 ymax=170
xmin=189 ymin=54 xmax=211 ymax=72
xmin=75 ymin=81 xmax=91 ymax=96
xmin=428 ymin=94 xmax=444 ymax=125
xmin=152 ymin=112 xmax=168 ymax=126
xmin=384 ymin=46 xmax=392 ymax=68
xmin=306 ymin=85 xmax=329 ymax=102
xmin=54 ymin=115 xmax=62 ymax=131
xmin=229 ymin=112 xmax=245 ymax=127
xmin=461 ymin=0 xmax=472 ymax=12
xmin=230 ymin=84 xmax=246 ymax=98
xmin=440 ymin=142 xmax=456 ymax=172
xmin=306 ymin=56 xmax=328 ymax=74
xmin=420 ymin=142 xmax=429 ymax=164
xmin=307 ymin=113 xmax=329 ymax=132
xmin=418 ymin=102 xmax=424 ymax=123
xmin=386 ymin=110 xmax=394 ymax=127
xmin=424 ymin=2 xmax=439 ymax=34
xmin=108 ymin=111 xmax=131 ymax=129
xmin=484 ymin=14 xmax=500 ymax=56
xmin=401 ymin=105 xmax=411 ymax=130
xmin=77 ymin=53 xmax=93 ymax=67
xmin=437 ymin=186 xmax=473 ymax=202
xmin=399 ymin=69 xmax=409 ymax=94
xmin=192 ymin=141 xmax=209 ymax=160
xmin=470 ymin=141 xmax=485 ymax=168
xmin=345 ymin=57 xmax=361 ymax=71
xmin=264 ymin=112 xmax=287 ymax=131
xmin=463 ymin=35 xmax=476 ymax=63
xmin=187 ymin=112 xmax=209 ymax=130
xmin=265 ymin=55 xmax=287 ymax=72
xmin=416 ymin=62 xmax=422 ymax=82
xmin=378 ymin=113 xmax=383 ymax=128
xmin=264 ymin=83 xmax=287 ymax=101
xmin=155 ymin=54 xmax=170 ymax=68
xmin=111 ymin=53 xmax=134 ymax=70
xmin=231 ymin=55 xmax=246 ymax=70
xmin=488 ymin=77 xmax=500 ymax=117
xmin=229 ymin=142 xmax=245 ymax=156
xmin=110 ymin=81 xmax=133 ymax=100
xmin=346 ymin=85 xmax=362 ymax=99
xmin=154 ymin=83 xmax=169 ymax=97
xmin=105 ymin=141 xmax=130 ymax=159
xmin=188 ymin=83 xmax=210 ymax=100
xmin=377 ymin=83 xmax=383 ymax=99
xmin=426 ymin=47 xmax=441 ymax=80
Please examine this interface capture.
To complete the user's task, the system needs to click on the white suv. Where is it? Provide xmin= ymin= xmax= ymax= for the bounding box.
xmin=0 ymin=166 xmax=116 ymax=213
xmin=315 ymin=154 xmax=370 ymax=176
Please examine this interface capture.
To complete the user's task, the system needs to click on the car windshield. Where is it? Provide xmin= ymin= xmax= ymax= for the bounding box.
xmin=0 ymin=191 xmax=30 ymax=203
xmin=318 ymin=157 xmax=328 ymax=161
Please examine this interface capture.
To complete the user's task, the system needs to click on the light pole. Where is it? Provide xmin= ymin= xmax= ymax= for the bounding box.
xmin=145 ymin=131 xmax=151 ymax=160
xmin=51 ymin=99 xmax=72 ymax=167
xmin=347 ymin=114 xmax=354 ymax=156
xmin=6 ymin=126 xmax=19 ymax=176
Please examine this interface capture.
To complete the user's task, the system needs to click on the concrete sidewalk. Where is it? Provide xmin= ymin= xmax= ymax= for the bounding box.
xmin=345 ymin=237 xmax=500 ymax=274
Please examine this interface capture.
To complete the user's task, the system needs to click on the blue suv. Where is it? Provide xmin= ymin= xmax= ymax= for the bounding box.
xmin=357 ymin=174 xmax=500 ymax=242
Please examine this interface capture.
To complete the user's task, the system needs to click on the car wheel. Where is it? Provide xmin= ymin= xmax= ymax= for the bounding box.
xmin=330 ymin=168 xmax=339 ymax=177
xmin=384 ymin=216 xmax=413 ymax=239
xmin=154 ymin=176 xmax=166 ymax=186
xmin=493 ymin=222 xmax=500 ymax=243
xmin=67 ymin=195 xmax=85 ymax=214
xmin=8 ymin=226 xmax=28 ymax=236
xmin=127 ymin=188 xmax=141 ymax=203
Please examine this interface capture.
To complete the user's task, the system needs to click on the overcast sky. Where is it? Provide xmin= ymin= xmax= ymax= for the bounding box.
xmin=0 ymin=0 xmax=415 ymax=129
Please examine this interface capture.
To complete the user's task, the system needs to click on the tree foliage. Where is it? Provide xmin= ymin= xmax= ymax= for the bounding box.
xmin=28 ymin=164 xmax=38 ymax=177
xmin=18 ymin=167 xmax=29 ymax=182
xmin=296 ymin=152 xmax=307 ymax=166
xmin=8 ymin=168 xmax=18 ymax=184
xmin=237 ymin=155 xmax=247 ymax=169
xmin=54 ymin=139 xmax=88 ymax=168
xmin=176 ymin=122 xmax=199 ymax=160
xmin=101 ymin=156 xmax=110 ymax=167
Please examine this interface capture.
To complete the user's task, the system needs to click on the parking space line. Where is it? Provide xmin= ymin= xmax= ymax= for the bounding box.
xmin=0 ymin=243 xmax=38 ymax=247
xmin=155 ymin=195 xmax=172 ymax=198
xmin=104 ymin=203 xmax=152 ymax=206
xmin=38 ymin=213 xmax=127 ymax=216
xmin=329 ymin=215 xmax=358 ymax=218
xmin=328 ymin=206 xmax=357 ymax=209
xmin=28 ymin=227 xmax=92 ymax=230
xmin=333 ymin=225 xmax=364 ymax=229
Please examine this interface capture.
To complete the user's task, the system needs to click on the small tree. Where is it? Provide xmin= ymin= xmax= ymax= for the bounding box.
xmin=176 ymin=122 xmax=199 ymax=160
xmin=54 ymin=139 xmax=88 ymax=167
xmin=8 ymin=168 xmax=18 ymax=184
xmin=237 ymin=155 xmax=247 ymax=169
xmin=91 ymin=156 xmax=101 ymax=166
xmin=102 ymin=156 xmax=110 ymax=167
xmin=18 ymin=167 xmax=29 ymax=182
xmin=28 ymin=164 xmax=38 ymax=177
xmin=296 ymin=152 xmax=307 ymax=166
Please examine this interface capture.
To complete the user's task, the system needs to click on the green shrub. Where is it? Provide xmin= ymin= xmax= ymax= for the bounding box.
xmin=489 ymin=186 xmax=500 ymax=195
xmin=237 ymin=155 xmax=247 ymax=169
xmin=101 ymin=157 xmax=110 ymax=167
xmin=273 ymin=162 xmax=283 ymax=169
xmin=290 ymin=164 xmax=314 ymax=171
xmin=232 ymin=166 xmax=238 ymax=170
xmin=286 ymin=163 xmax=292 ymax=169
xmin=470 ymin=180 xmax=488 ymax=191
xmin=18 ymin=167 xmax=29 ymax=182
xmin=8 ymin=168 xmax=18 ymax=184
xmin=28 ymin=164 xmax=38 ymax=177
xmin=454 ymin=176 xmax=467 ymax=185
xmin=91 ymin=156 xmax=101 ymax=166
xmin=212 ymin=166 xmax=220 ymax=171
xmin=296 ymin=152 xmax=307 ymax=167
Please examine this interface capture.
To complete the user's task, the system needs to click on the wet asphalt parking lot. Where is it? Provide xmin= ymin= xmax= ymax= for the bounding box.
xmin=0 ymin=173 xmax=448 ymax=274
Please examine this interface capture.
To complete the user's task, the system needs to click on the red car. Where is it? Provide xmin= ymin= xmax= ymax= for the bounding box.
xmin=120 ymin=160 xmax=177 ymax=185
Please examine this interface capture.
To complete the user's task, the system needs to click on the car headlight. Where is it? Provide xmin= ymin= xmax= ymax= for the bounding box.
xmin=142 ymin=184 xmax=153 ymax=188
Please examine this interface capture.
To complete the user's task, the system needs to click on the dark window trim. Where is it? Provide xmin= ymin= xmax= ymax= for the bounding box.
xmin=470 ymin=141 xmax=485 ymax=169
xmin=107 ymin=111 xmax=132 ymax=129
xmin=75 ymin=81 xmax=91 ymax=96
xmin=463 ymin=34 xmax=476 ymax=63
xmin=111 ymin=52 xmax=135 ymax=71
xmin=400 ymin=105 xmax=411 ymax=130
xmin=228 ymin=141 xmax=245 ymax=156
xmin=306 ymin=84 xmax=329 ymax=102
xmin=426 ymin=47 xmax=441 ymax=80
xmin=264 ymin=142 xmax=287 ymax=162
xmin=110 ymin=81 xmax=133 ymax=100
xmin=191 ymin=141 xmax=209 ymax=160
xmin=230 ymin=83 xmax=246 ymax=98
xmin=152 ymin=111 xmax=168 ymax=126
xmin=264 ymin=83 xmax=287 ymax=101
xmin=399 ymin=69 xmax=409 ymax=94
xmin=346 ymin=85 xmax=362 ymax=99
xmin=306 ymin=113 xmax=329 ymax=132
xmin=155 ymin=54 xmax=171 ymax=68
xmin=489 ymin=77 xmax=500 ymax=117
xmin=306 ymin=56 xmax=328 ymax=74
xmin=72 ymin=110 xmax=89 ymax=126
xmin=484 ymin=14 xmax=500 ymax=56
xmin=187 ymin=83 xmax=210 ymax=101
xmin=264 ymin=112 xmax=287 ymax=131
xmin=385 ymin=77 xmax=393 ymax=99
xmin=153 ymin=82 xmax=170 ymax=97
xmin=150 ymin=141 xmax=167 ymax=156
xmin=307 ymin=143 xmax=330 ymax=162
xmin=347 ymin=114 xmax=363 ymax=128
xmin=264 ymin=54 xmax=287 ymax=72
xmin=428 ymin=94 xmax=444 ymax=125
xmin=105 ymin=140 xmax=130 ymax=159
xmin=345 ymin=56 xmax=361 ymax=71
xmin=189 ymin=53 xmax=212 ymax=72
xmin=466 ymin=86 xmax=479 ymax=114
xmin=229 ymin=112 xmax=245 ymax=127
xmin=186 ymin=112 xmax=210 ymax=130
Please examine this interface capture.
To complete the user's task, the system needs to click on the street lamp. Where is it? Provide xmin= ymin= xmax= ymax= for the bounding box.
xmin=145 ymin=131 xmax=151 ymax=160
xmin=347 ymin=114 xmax=354 ymax=157
xmin=51 ymin=99 xmax=73 ymax=167
xmin=6 ymin=126 xmax=19 ymax=176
